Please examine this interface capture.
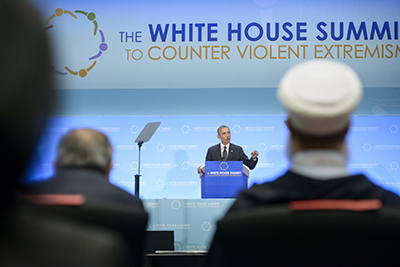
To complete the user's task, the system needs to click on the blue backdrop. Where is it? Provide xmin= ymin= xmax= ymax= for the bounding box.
xmin=25 ymin=0 xmax=400 ymax=198
xmin=26 ymin=115 xmax=400 ymax=198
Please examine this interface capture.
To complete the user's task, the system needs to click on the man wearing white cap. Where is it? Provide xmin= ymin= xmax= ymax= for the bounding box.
xmin=227 ymin=59 xmax=400 ymax=212
xmin=203 ymin=60 xmax=400 ymax=267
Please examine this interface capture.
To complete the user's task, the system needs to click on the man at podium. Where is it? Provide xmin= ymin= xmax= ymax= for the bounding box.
xmin=197 ymin=125 xmax=258 ymax=174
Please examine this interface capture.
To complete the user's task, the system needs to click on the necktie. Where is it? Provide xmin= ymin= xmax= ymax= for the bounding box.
xmin=222 ymin=146 xmax=227 ymax=160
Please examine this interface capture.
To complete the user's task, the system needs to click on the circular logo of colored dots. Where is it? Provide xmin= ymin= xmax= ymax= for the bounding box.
xmin=45 ymin=8 xmax=108 ymax=78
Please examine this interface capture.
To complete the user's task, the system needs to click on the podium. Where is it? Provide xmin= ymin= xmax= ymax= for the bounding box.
xmin=200 ymin=161 xmax=249 ymax=198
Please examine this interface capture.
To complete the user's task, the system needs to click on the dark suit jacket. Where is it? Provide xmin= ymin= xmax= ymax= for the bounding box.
xmin=228 ymin=170 xmax=400 ymax=213
xmin=22 ymin=168 xmax=144 ymax=209
xmin=206 ymin=143 xmax=257 ymax=170
xmin=204 ymin=171 xmax=400 ymax=267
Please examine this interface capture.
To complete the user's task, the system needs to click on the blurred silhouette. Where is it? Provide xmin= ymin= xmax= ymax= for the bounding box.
xmin=0 ymin=0 xmax=133 ymax=266
xmin=23 ymin=128 xmax=144 ymax=208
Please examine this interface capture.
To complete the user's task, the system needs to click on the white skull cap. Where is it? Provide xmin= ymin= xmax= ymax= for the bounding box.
xmin=277 ymin=60 xmax=362 ymax=136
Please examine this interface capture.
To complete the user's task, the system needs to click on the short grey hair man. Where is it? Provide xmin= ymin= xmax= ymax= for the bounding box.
xmin=56 ymin=128 xmax=113 ymax=178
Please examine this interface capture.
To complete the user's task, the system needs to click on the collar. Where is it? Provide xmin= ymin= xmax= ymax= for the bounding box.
xmin=290 ymin=150 xmax=349 ymax=181
xmin=220 ymin=143 xmax=230 ymax=150
xmin=57 ymin=166 xmax=106 ymax=176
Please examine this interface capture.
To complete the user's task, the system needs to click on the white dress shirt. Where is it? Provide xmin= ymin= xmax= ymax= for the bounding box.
xmin=220 ymin=143 xmax=230 ymax=159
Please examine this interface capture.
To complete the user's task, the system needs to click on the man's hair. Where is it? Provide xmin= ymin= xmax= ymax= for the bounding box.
xmin=0 ymin=0 xmax=54 ymax=207
xmin=217 ymin=125 xmax=229 ymax=135
xmin=56 ymin=129 xmax=113 ymax=173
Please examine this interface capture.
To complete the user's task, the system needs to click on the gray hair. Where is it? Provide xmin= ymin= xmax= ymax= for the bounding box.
xmin=56 ymin=128 xmax=113 ymax=172
xmin=217 ymin=125 xmax=229 ymax=135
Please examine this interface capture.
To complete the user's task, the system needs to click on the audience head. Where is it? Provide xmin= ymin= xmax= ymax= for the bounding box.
xmin=0 ymin=0 xmax=54 ymax=207
xmin=277 ymin=60 xmax=362 ymax=153
xmin=55 ymin=128 xmax=113 ymax=177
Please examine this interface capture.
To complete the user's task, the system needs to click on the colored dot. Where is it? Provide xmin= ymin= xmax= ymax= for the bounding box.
xmin=79 ymin=69 xmax=88 ymax=78
xmin=87 ymin=13 xmax=96 ymax=21
xmin=55 ymin=8 xmax=63 ymax=17
xmin=100 ymin=43 xmax=108 ymax=51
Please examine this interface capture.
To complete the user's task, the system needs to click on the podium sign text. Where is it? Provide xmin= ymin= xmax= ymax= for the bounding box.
xmin=201 ymin=161 xmax=247 ymax=198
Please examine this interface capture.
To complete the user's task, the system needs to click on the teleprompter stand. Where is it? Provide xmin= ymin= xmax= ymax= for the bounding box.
xmin=134 ymin=122 xmax=160 ymax=198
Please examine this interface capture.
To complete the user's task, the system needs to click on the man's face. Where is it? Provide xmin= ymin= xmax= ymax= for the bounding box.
xmin=217 ymin=127 xmax=231 ymax=145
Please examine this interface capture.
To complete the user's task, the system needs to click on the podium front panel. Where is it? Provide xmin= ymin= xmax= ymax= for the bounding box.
xmin=201 ymin=161 xmax=247 ymax=198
